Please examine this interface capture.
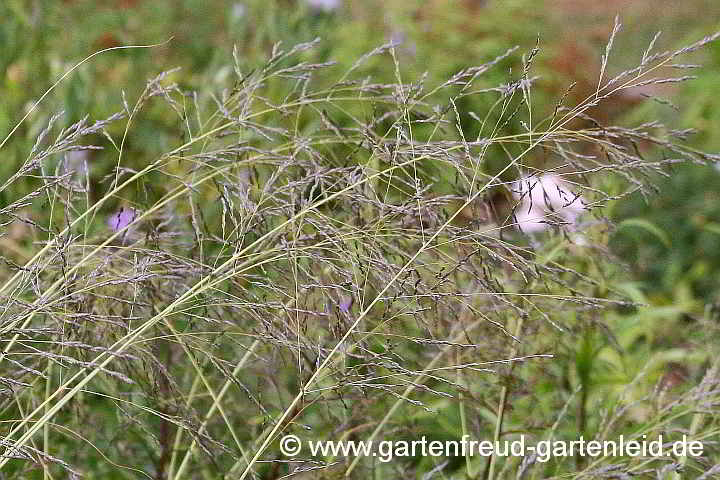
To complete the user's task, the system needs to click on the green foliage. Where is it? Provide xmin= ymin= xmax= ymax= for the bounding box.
xmin=610 ymin=164 xmax=720 ymax=302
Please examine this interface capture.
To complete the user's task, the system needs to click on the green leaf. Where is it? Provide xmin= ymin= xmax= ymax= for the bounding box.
xmin=703 ymin=222 xmax=720 ymax=236
xmin=617 ymin=218 xmax=672 ymax=249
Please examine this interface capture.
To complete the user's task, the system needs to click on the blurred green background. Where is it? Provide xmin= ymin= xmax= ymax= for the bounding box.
xmin=2 ymin=0 xmax=719 ymax=301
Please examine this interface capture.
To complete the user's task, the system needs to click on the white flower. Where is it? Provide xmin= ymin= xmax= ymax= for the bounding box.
xmin=306 ymin=0 xmax=341 ymax=11
xmin=510 ymin=174 xmax=585 ymax=233
xmin=512 ymin=205 xmax=551 ymax=233
xmin=230 ymin=2 xmax=246 ymax=20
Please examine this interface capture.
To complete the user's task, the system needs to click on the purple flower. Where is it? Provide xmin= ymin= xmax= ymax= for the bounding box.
xmin=107 ymin=208 xmax=136 ymax=232
xmin=389 ymin=30 xmax=417 ymax=58
xmin=339 ymin=298 xmax=352 ymax=313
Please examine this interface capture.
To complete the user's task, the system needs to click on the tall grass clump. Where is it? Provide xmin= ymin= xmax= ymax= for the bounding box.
xmin=1 ymin=25 xmax=719 ymax=479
